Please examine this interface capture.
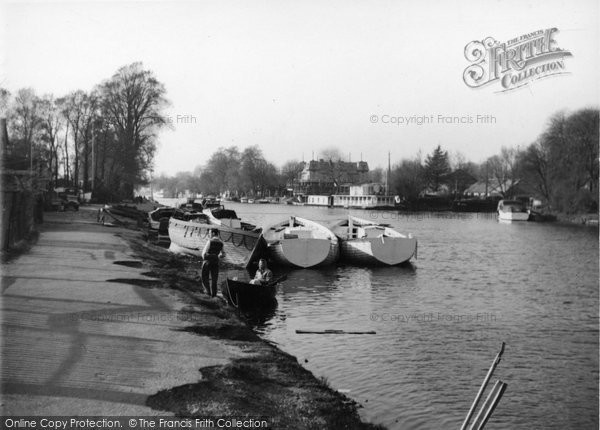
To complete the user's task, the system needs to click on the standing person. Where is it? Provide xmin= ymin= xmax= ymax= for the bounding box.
xmin=249 ymin=259 xmax=273 ymax=285
xmin=201 ymin=229 xmax=225 ymax=297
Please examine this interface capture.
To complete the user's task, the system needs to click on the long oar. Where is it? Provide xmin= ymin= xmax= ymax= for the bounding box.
xmin=460 ymin=342 xmax=505 ymax=430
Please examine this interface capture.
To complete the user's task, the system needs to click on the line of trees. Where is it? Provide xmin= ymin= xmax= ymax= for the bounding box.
xmin=153 ymin=146 xmax=291 ymax=198
xmin=153 ymin=107 xmax=597 ymax=213
xmin=152 ymin=146 xmax=383 ymax=199
xmin=519 ymin=108 xmax=598 ymax=213
xmin=5 ymin=66 xmax=595 ymax=214
xmin=2 ymin=62 xmax=170 ymax=201
xmin=389 ymin=108 xmax=598 ymax=213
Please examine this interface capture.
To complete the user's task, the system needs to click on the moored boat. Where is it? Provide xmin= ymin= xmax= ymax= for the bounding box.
xmin=331 ymin=216 xmax=417 ymax=265
xmin=179 ymin=199 xmax=204 ymax=212
xmin=148 ymin=207 xmax=176 ymax=230
xmin=106 ymin=204 xmax=148 ymax=220
xmin=497 ymin=200 xmax=530 ymax=222
xmin=527 ymin=210 xmax=557 ymax=222
xmin=263 ymin=216 xmax=339 ymax=268
xmin=222 ymin=278 xmax=278 ymax=308
xmin=202 ymin=206 xmax=259 ymax=231
xmin=168 ymin=209 xmax=264 ymax=267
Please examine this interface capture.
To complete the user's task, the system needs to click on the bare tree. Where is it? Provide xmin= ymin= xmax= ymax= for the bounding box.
xmin=391 ymin=157 xmax=425 ymax=201
xmin=38 ymin=95 xmax=63 ymax=187
xmin=486 ymin=146 xmax=518 ymax=196
xmin=0 ymin=88 xmax=10 ymax=118
xmin=98 ymin=62 xmax=170 ymax=198
xmin=281 ymin=160 xmax=304 ymax=190
xmin=520 ymin=139 xmax=551 ymax=201
xmin=317 ymin=147 xmax=346 ymax=193
xmin=9 ymin=88 xmax=43 ymax=162
xmin=61 ymin=90 xmax=89 ymax=188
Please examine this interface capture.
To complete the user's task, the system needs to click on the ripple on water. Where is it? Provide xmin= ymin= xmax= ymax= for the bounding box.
xmin=216 ymin=204 xmax=598 ymax=430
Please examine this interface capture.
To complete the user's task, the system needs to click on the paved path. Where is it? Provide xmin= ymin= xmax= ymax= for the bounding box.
xmin=1 ymin=209 xmax=241 ymax=415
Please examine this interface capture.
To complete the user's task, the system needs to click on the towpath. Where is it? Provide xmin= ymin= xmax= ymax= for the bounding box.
xmin=1 ymin=208 xmax=242 ymax=415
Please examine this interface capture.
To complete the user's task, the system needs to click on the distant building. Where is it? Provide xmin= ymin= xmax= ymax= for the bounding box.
xmin=349 ymin=183 xmax=386 ymax=196
xmin=293 ymin=159 xmax=369 ymax=195
xmin=464 ymin=178 xmax=524 ymax=198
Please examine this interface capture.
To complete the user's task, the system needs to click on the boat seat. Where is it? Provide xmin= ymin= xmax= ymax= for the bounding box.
xmin=286 ymin=228 xmax=313 ymax=239
xmin=347 ymin=226 xmax=363 ymax=239
xmin=363 ymin=226 xmax=385 ymax=238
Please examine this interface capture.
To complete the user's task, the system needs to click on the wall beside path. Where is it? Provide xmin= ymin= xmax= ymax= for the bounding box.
xmin=1 ymin=171 xmax=42 ymax=253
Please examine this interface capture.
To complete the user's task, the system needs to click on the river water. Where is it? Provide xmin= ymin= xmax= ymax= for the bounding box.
xmin=160 ymin=199 xmax=599 ymax=429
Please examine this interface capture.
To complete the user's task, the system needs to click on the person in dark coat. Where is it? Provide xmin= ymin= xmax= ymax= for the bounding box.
xmin=201 ymin=229 xmax=225 ymax=297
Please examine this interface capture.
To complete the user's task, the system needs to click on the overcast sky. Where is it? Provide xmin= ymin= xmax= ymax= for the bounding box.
xmin=2 ymin=0 xmax=598 ymax=175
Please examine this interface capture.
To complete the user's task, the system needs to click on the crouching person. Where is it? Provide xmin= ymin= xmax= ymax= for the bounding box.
xmin=249 ymin=259 xmax=273 ymax=285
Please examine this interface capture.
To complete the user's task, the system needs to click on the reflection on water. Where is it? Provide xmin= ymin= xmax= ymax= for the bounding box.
xmin=163 ymin=200 xmax=598 ymax=430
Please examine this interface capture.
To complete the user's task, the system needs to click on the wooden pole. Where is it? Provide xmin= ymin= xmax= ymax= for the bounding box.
xmin=469 ymin=380 xmax=502 ymax=430
xmin=460 ymin=342 xmax=505 ymax=430
xmin=296 ymin=329 xmax=376 ymax=335
xmin=471 ymin=381 xmax=507 ymax=430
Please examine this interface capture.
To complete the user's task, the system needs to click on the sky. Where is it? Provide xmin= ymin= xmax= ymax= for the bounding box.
xmin=2 ymin=0 xmax=599 ymax=176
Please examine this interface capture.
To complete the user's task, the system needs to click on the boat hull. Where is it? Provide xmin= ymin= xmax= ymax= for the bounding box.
xmin=222 ymin=279 xmax=277 ymax=308
xmin=168 ymin=218 xmax=263 ymax=266
xmin=263 ymin=216 xmax=340 ymax=268
xmin=340 ymin=237 xmax=416 ymax=265
xmin=148 ymin=208 xmax=175 ymax=230
xmin=268 ymin=238 xmax=339 ymax=268
xmin=331 ymin=215 xmax=417 ymax=265
xmin=498 ymin=211 xmax=530 ymax=221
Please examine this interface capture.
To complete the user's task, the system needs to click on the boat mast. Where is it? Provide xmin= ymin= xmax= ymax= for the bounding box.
xmin=386 ymin=151 xmax=391 ymax=195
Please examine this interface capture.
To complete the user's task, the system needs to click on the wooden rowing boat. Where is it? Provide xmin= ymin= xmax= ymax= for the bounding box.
xmin=168 ymin=209 xmax=265 ymax=268
xmin=222 ymin=278 xmax=279 ymax=308
xmin=263 ymin=216 xmax=339 ymax=268
xmin=330 ymin=216 xmax=417 ymax=265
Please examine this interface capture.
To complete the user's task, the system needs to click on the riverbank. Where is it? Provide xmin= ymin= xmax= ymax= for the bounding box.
xmin=555 ymin=212 xmax=599 ymax=226
xmin=1 ymin=207 xmax=384 ymax=429
xmin=124 ymin=232 xmax=384 ymax=428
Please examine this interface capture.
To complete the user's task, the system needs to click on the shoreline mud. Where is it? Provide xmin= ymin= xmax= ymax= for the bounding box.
xmin=110 ymin=222 xmax=386 ymax=428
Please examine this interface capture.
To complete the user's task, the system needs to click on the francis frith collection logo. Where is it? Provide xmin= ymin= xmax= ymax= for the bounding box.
xmin=463 ymin=28 xmax=572 ymax=92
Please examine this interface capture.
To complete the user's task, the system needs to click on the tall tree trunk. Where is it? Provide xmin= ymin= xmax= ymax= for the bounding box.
xmin=63 ymin=122 xmax=70 ymax=185
xmin=82 ymin=129 xmax=89 ymax=191
xmin=93 ymin=131 xmax=98 ymax=191
xmin=54 ymin=144 xmax=59 ymax=186
xmin=73 ymin=123 xmax=79 ymax=189
xmin=101 ymin=128 xmax=107 ymax=182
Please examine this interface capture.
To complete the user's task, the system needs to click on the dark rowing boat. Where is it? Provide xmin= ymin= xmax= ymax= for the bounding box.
xmin=222 ymin=277 xmax=284 ymax=308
